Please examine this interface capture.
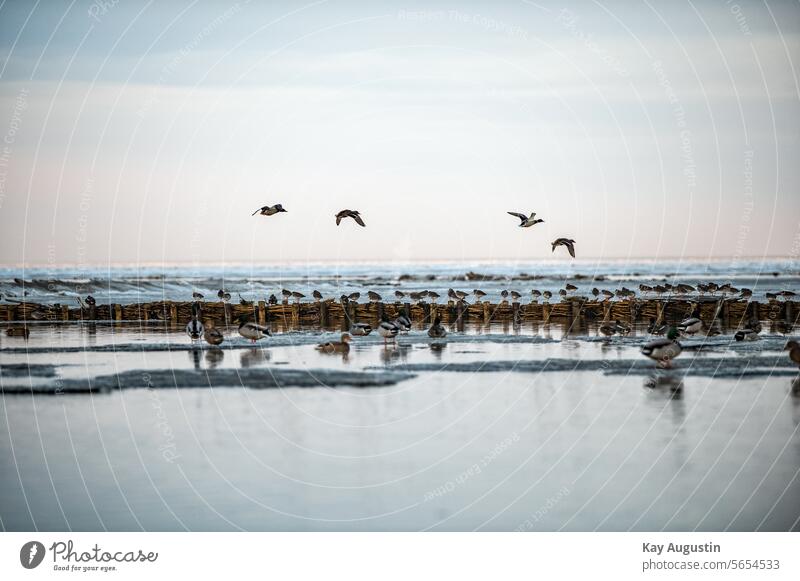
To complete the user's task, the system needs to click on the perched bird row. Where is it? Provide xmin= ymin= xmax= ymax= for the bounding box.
xmin=191 ymin=283 xmax=792 ymax=306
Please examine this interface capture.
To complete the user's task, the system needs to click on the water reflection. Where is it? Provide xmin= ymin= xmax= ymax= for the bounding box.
xmin=644 ymin=374 xmax=685 ymax=399
xmin=429 ymin=342 xmax=447 ymax=359
xmin=188 ymin=349 xmax=201 ymax=371
xmin=205 ymin=348 xmax=225 ymax=369
xmin=240 ymin=348 xmax=270 ymax=368
xmin=380 ymin=343 xmax=411 ymax=365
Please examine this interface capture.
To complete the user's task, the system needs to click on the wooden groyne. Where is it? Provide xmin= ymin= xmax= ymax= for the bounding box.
xmin=1 ymin=297 xmax=797 ymax=332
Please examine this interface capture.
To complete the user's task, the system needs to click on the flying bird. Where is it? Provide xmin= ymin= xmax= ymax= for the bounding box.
xmin=336 ymin=209 xmax=365 ymax=227
xmin=252 ymin=203 xmax=287 ymax=216
xmin=551 ymin=238 xmax=576 ymax=258
xmin=507 ymin=211 xmax=544 ymax=228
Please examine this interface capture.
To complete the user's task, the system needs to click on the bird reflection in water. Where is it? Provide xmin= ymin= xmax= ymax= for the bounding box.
xmin=644 ymin=373 xmax=684 ymax=399
xmin=240 ymin=347 xmax=270 ymax=368
xmin=205 ymin=348 xmax=224 ymax=369
xmin=381 ymin=343 xmax=410 ymax=365
xmin=188 ymin=349 xmax=202 ymax=371
xmin=429 ymin=342 xmax=447 ymax=359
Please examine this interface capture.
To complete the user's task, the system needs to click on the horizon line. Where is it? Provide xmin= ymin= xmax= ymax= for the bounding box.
xmin=1 ymin=255 xmax=798 ymax=270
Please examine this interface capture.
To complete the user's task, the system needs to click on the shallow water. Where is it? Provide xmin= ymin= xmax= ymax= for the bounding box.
xmin=1 ymin=322 xmax=799 ymax=531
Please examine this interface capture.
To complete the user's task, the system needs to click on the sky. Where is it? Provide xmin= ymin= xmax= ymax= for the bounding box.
xmin=0 ymin=0 xmax=799 ymax=267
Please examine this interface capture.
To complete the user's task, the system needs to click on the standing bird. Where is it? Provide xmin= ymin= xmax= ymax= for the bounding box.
xmin=565 ymin=283 xmax=578 ymax=293
xmin=291 ymin=291 xmax=305 ymax=303
xmin=678 ymin=316 xmax=703 ymax=336
xmin=378 ymin=318 xmax=399 ymax=346
xmin=542 ymin=290 xmax=553 ymax=302
xmin=507 ymin=211 xmax=544 ymax=228
xmin=531 ymin=289 xmax=542 ymax=301
xmin=394 ymin=290 xmax=405 ymax=301
xmin=785 ymin=340 xmax=800 ymax=367
xmin=427 ymin=291 xmax=441 ymax=303
xmin=335 ymin=209 xmax=366 ymax=227
xmin=510 ymin=290 xmax=522 ymax=302
xmin=368 ymin=291 xmax=382 ymax=302
xmin=641 ymin=327 xmax=682 ymax=368
xmin=203 ymin=320 xmax=224 ymax=346
xmin=393 ymin=314 xmax=412 ymax=333
xmin=185 ymin=303 xmax=205 ymax=341
xmin=350 ymin=322 xmax=372 ymax=336
xmin=473 ymin=289 xmax=487 ymax=302
xmin=551 ymin=238 xmax=576 ymax=258
xmin=252 ymin=203 xmax=287 ymax=216
xmin=428 ymin=316 xmax=447 ymax=338
xmin=237 ymin=316 xmax=271 ymax=343
xmin=192 ymin=291 xmax=204 ymax=300
xmin=85 ymin=295 xmax=97 ymax=307
xmin=312 ymin=290 xmax=323 ymax=302
xmin=217 ymin=289 xmax=231 ymax=302
xmin=348 ymin=292 xmax=361 ymax=302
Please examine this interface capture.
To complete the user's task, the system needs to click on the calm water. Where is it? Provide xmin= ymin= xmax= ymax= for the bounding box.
xmin=1 ymin=321 xmax=799 ymax=531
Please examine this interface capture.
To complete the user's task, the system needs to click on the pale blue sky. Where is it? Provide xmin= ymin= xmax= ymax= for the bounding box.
xmin=0 ymin=0 xmax=799 ymax=266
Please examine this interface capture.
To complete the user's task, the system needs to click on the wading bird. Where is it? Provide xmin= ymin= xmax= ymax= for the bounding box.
xmin=237 ymin=316 xmax=271 ymax=343
xmin=203 ymin=321 xmax=224 ymax=346
xmin=428 ymin=316 xmax=447 ymax=339
xmin=641 ymin=327 xmax=682 ymax=368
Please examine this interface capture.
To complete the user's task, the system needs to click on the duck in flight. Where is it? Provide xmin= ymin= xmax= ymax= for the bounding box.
xmin=551 ymin=238 xmax=576 ymax=258
xmin=252 ymin=203 xmax=287 ymax=216
xmin=335 ymin=209 xmax=365 ymax=227
xmin=507 ymin=211 xmax=544 ymax=228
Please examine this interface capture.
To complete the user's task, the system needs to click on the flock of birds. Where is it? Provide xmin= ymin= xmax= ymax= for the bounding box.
xmin=252 ymin=203 xmax=578 ymax=258
xmin=6 ymin=203 xmax=799 ymax=371
xmin=175 ymin=276 xmax=800 ymax=370
xmin=183 ymin=293 xmax=447 ymax=355
xmin=189 ymin=281 xmax=798 ymax=309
